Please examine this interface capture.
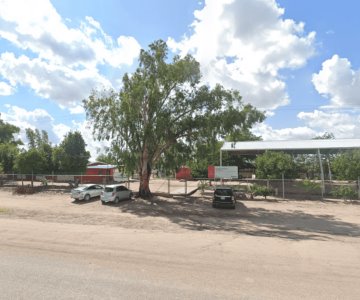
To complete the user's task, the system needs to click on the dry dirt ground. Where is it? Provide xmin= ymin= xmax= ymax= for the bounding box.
xmin=1 ymin=188 xmax=360 ymax=299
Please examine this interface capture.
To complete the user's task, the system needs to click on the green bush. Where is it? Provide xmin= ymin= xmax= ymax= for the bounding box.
xmin=248 ymin=184 xmax=274 ymax=199
xmin=299 ymin=179 xmax=321 ymax=192
xmin=330 ymin=185 xmax=357 ymax=199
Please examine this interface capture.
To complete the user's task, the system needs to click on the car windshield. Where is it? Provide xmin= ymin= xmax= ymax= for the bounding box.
xmin=104 ymin=187 xmax=114 ymax=192
xmin=215 ymin=189 xmax=233 ymax=196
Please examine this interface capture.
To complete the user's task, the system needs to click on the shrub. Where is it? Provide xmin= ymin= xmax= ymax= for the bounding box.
xmin=330 ymin=185 xmax=357 ymax=199
xmin=197 ymin=180 xmax=209 ymax=194
xmin=248 ymin=184 xmax=274 ymax=199
xmin=299 ymin=179 xmax=321 ymax=192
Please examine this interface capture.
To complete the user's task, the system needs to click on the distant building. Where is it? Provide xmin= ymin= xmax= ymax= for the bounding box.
xmin=81 ymin=162 xmax=117 ymax=184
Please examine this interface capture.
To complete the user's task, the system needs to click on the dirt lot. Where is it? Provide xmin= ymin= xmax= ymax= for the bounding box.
xmin=1 ymin=188 xmax=360 ymax=299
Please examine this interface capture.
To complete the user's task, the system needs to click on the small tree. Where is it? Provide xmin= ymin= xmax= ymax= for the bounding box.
xmin=0 ymin=116 xmax=22 ymax=173
xmin=14 ymin=149 xmax=47 ymax=174
xmin=53 ymin=131 xmax=90 ymax=174
xmin=255 ymin=151 xmax=295 ymax=179
xmin=332 ymin=150 xmax=360 ymax=180
xmin=26 ymin=128 xmax=54 ymax=173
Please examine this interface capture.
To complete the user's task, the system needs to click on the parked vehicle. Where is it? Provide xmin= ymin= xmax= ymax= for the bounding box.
xmin=71 ymin=184 xmax=104 ymax=201
xmin=213 ymin=186 xmax=236 ymax=209
xmin=101 ymin=184 xmax=132 ymax=204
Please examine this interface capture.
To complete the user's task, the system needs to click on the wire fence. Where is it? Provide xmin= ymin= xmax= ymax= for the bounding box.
xmin=1 ymin=173 xmax=359 ymax=200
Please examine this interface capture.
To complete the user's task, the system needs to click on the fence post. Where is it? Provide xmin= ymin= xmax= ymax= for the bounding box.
xmin=31 ymin=171 xmax=34 ymax=187
xmin=185 ymin=179 xmax=187 ymax=196
xmin=282 ymin=172 xmax=285 ymax=199
xmin=168 ymin=177 xmax=170 ymax=195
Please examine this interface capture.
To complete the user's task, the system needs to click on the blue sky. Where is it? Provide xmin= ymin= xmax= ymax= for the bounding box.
xmin=1 ymin=0 xmax=360 ymax=158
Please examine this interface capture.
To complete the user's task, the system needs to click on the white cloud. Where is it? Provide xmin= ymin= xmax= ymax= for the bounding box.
xmin=0 ymin=81 xmax=14 ymax=95
xmin=312 ymin=55 xmax=360 ymax=107
xmin=168 ymin=0 xmax=315 ymax=109
xmin=1 ymin=105 xmax=106 ymax=159
xmin=252 ymin=123 xmax=317 ymax=140
xmin=69 ymin=105 xmax=85 ymax=115
xmin=0 ymin=0 xmax=141 ymax=106
xmin=71 ymin=120 xmax=111 ymax=160
xmin=2 ymin=105 xmax=59 ymax=144
xmin=298 ymin=110 xmax=360 ymax=138
xmin=0 ymin=52 xmax=111 ymax=105
xmin=253 ymin=109 xmax=360 ymax=141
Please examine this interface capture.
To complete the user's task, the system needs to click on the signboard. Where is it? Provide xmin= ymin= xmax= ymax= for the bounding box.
xmin=214 ymin=166 xmax=238 ymax=179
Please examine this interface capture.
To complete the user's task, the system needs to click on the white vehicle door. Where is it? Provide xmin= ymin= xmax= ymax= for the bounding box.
xmin=118 ymin=186 xmax=129 ymax=199
xmin=86 ymin=185 xmax=96 ymax=198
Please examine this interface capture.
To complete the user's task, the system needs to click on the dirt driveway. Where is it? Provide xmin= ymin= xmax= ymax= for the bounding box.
xmin=1 ymin=189 xmax=360 ymax=299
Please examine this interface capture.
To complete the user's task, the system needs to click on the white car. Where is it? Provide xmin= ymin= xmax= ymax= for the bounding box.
xmin=71 ymin=184 xmax=104 ymax=201
xmin=101 ymin=184 xmax=132 ymax=204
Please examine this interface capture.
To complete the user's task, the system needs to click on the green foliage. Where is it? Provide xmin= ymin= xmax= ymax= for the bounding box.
xmin=25 ymin=128 xmax=54 ymax=173
xmin=53 ymin=131 xmax=90 ymax=174
xmin=0 ymin=117 xmax=22 ymax=145
xmin=0 ymin=117 xmax=22 ymax=173
xmin=84 ymin=40 xmax=264 ymax=195
xmin=0 ymin=143 xmax=19 ymax=173
xmin=332 ymin=150 xmax=360 ymax=180
xmin=197 ymin=180 xmax=209 ymax=194
xmin=330 ymin=185 xmax=357 ymax=199
xmin=96 ymin=152 xmax=118 ymax=165
xmin=248 ymin=184 xmax=274 ymax=199
xmin=298 ymin=179 xmax=321 ymax=192
xmin=26 ymin=128 xmax=50 ymax=149
xmin=14 ymin=148 xmax=47 ymax=174
xmin=255 ymin=151 xmax=295 ymax=179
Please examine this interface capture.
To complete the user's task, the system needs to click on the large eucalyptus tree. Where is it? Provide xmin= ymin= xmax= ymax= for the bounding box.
xmin=84 ymin=40 xmax=264 ymax=197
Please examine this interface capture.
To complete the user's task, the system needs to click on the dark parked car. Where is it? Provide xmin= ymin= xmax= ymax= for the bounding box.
xmin=213 ymin=186 xmax=236 ymax=209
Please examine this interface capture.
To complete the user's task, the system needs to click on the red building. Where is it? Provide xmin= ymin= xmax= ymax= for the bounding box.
xmin=78 ymin=162 xmax=117 ymax=184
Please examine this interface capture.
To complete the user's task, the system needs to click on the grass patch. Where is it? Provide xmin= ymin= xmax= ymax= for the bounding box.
xmin=0 ymin=207 xmax=10 ymax=213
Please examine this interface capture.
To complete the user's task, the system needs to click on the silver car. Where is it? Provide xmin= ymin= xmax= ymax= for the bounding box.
xmin=71 ymin=184 xmax=104 ymax=201
xmin=101 ymin=184 xmax=132 ymax=204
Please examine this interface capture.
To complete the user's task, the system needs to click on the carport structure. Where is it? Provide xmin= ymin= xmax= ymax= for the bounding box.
xmin=220 ymin=139 xmax=360 ymax=196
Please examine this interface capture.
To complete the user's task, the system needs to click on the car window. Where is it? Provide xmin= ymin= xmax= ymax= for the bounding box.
xmin=105 ymin=187 xmax=114 ymax=192
xmin=215 ymin=189 xmax=233 ymax=196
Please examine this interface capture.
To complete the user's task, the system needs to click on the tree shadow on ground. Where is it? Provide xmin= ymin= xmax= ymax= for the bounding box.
xmin=117 ymin=196 xmax=360 ymax=241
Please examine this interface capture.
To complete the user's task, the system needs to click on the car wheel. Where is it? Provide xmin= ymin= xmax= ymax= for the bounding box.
xmin=114 ymin=197 xmax=119 ymax=204
xmin=101 ymin=201 xmax=106 ymax=205
xmin=129 ymin=192 xmax=133 ymax=200
xmin=84 ymin=194 xmax=90 ymax=201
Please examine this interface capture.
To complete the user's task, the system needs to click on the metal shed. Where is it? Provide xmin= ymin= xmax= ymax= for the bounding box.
xmin=220 ymin=139 xmax=360 ymax=196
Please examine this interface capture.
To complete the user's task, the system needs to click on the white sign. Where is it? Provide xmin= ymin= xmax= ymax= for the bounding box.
xmin=215 ymin=166 xmax=238 ymax=179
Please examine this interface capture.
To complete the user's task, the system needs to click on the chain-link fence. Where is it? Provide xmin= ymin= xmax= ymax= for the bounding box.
xmin=1 ymin=173 xmax=359 ymax=200
xmin=202 ymin=178 xmax=360 ymax=200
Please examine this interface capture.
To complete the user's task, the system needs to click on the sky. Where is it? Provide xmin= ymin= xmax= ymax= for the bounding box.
xmin=1 ymin=0 xmax=360 ymax=159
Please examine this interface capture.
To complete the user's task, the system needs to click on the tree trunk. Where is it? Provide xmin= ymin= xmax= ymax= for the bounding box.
xmin=138 ymin=145 xmax=152 ymax=198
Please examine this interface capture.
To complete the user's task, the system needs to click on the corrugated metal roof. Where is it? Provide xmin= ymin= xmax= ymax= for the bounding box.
xmin=221 ymin=139 xmax=360 ymax=153
xmin=87 ymin=164 xmax=117 ymax=169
